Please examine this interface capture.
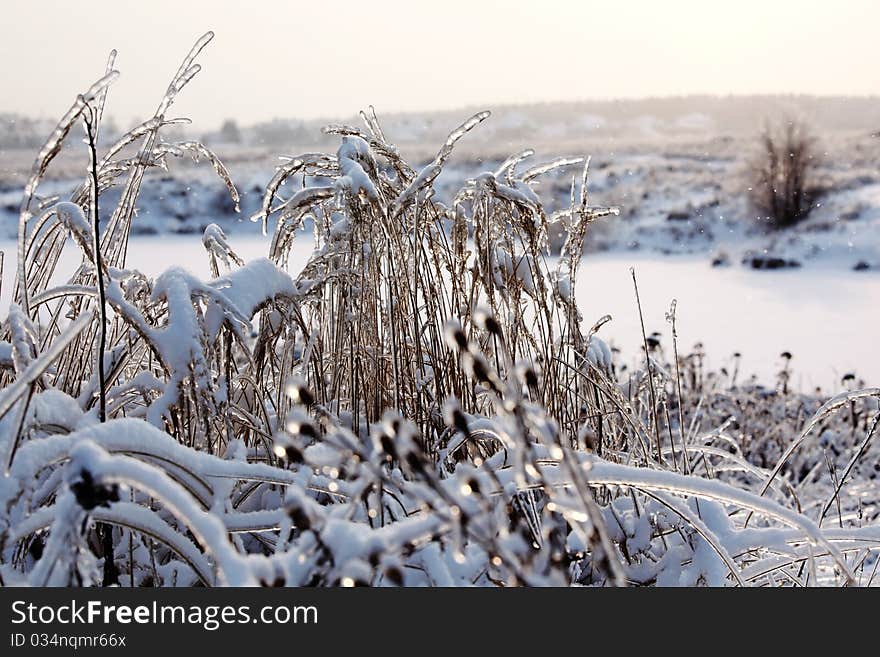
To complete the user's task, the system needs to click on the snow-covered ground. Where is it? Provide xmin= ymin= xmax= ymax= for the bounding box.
xmin=5 ymin=126 xmax=880 ymax=269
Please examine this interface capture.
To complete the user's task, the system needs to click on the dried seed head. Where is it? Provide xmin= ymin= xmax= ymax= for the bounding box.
xmin=384 ymin=566 xmax=404 ymax=587
xmin=405 ymin=450 xmax=426 ymax=476
xmin=515 ymin=360 xmax=540 ymax=389
xmin=285 ymin=377 xmax=315 ymax=406
xmin=69 ymin=469 xmax=119 ymax=511
xmin=463 ymin=352 xmax=502 ymax=395
xmin=287 ymin=409 xmax=318 ymax=439
xmin=273 ymin=434 xmax=304 ymax=464
xmin=378 ymin=432 xmax=397 ymax=461
xmin=285 ymin=487 xmax=319 ymax=532
xmin=259 ymin=576 xmax=286 ymax=587
xmin=474 ymin=307 xmax=502 ymax=337
xmin=443 ymin=320 xmax=468 ymax=351
xmin=578 ymin=424 xmax=598 ymax=452
xmin=443 ymin=398 xmax=470 ymax=436
xmin=470 ymin=355 xmax=490 ymax=381
xmin=286 ymin=504 xmax=311 ymax=531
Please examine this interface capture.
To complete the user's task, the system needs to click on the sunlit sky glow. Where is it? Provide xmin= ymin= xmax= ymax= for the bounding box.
xmin=1 ymin=0 xmax=877 ymax=128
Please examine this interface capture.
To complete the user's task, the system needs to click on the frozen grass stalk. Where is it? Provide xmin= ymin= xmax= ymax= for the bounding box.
xmin=82 ymin=105 xmax=107 ymax=424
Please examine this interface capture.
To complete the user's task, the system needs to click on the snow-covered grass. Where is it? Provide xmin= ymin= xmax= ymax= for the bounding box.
xmin=1 ymin=34 xmax=879 ymax=587
xmin=4 ymin=236 xmax=876 ymax=387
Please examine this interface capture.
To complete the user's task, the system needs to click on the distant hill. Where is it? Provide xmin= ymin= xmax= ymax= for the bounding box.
xmin=4 ymin=95 xmax=880 ymax=181
xmin=228 ymin=95 xmax=880 ymax=148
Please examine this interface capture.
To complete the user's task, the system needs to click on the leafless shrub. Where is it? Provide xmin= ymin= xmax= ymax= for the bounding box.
xmin=748 ymin=119 xmax=818 ymax=229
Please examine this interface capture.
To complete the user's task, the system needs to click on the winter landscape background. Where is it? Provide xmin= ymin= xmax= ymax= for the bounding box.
xmin=1 ymin=2 xmax=879 ymax=588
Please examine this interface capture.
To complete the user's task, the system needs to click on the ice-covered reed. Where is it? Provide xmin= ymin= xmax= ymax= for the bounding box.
xmin=0 ymin=35 xmax=878 ymax=587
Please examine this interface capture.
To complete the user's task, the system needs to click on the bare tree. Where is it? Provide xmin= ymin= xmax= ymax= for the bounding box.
xmin=748 ymin=119 xmax=817 ymax=228
xmin=219 ymin=118 xmax=242 ymax=143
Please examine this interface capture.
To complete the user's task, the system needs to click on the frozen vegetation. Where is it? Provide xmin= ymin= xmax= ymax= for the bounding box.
xmin=0 ymin=35 xmax=878 ymax=587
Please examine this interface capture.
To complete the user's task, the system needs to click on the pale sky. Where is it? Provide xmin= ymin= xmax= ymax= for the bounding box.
xmin=1 ymin=0 xmax=877 ymax=128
